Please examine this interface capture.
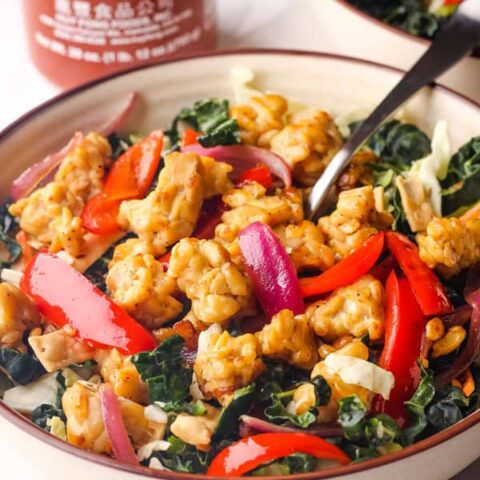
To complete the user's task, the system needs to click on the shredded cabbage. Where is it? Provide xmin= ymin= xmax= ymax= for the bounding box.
xmin=409 ymin=120 xmax=451 ymax=215
xmin=3 ymin=373 xmax=59 ymax=413
xmin=324 ymin=353 xmax=395 ymax=400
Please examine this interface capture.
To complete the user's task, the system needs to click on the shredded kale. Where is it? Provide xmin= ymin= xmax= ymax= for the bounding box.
xmin=441 ymin=136 xmax=480 ymax=215
xmin=213 ymin=384 xmax=256 ymax=440
xmin=368 ymin=120 xmax=431 ymax=233
xmin=167 ymin=99 xmax=241 ymax=148
xmin=161 ymin=400 xmax=208 ymax=416
xmin=347 ymin=0 xmax=450 ymax=39
xmin=257 ymin=359 xmax=310 ymax=401
xmin=338 ymin=395 xmax=400 ymax=460
xmin=0 ymin=204 xmax=21 ymax=268
xmin=152 ymin=436 xmax=233 ymax=473
xmin=249 ymin=453 xmax=319 ymax=476
xmin=403 ymin=366 xmax=472 ymax=445
xmin=264 ymin=376 xmax=331 ymax=429
xmin=0 ymin=348 xmax=46 ymax=385
xmin=31 ymin=404 xmax=66 ymax=431
xmin=131 ymin=335 xmax=192 ymax=404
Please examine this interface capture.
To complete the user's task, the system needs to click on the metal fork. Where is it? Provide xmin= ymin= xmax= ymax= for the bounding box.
xmin=306 ymin=0 xmax=480 ymax=219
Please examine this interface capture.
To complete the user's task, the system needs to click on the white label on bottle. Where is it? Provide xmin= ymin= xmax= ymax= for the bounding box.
xmin=34 ymin=0 xmax=204 ymax=64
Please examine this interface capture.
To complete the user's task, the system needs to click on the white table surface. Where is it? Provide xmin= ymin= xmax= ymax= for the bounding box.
xmin=0 ymin=0 xmax=479 ymax=478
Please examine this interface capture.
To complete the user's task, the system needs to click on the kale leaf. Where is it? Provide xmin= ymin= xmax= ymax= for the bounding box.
xmin=153 ymin=436 xmax=225 ymax=473
xmin=368 ymin=120 xmax=431 ymax=168
xmin=264 ymin=376 xmax=331 ymax=429
xmin=0 ymin=204 xmax=21 ymax=268
xmin=403 ymin=366 xmax=472 ymax=445
xmin=347 ymin=0 xmax=445 ymax=39
xmin=402 ymin=366 xmax=436 ymax=445
xmin=369 ymin=120 xmax=431 ymax=233
xmin=338 ymin=395 xmax=400 ymax=460
xmin=250 ymin=453 xmax=318 ymax=476
xmin=0 ymin=348 xmax=46 ymax=385
xmin=131 ymin=335 xmax=192 ymax=404
xmin=213 ymin=383 xmax=256 ymax=441
xmin=338 ymin=395 xmax=368 ymax=442
xmin=31 ymin=404 xmax=66 ymax=430
xmin=167 ymin=99 xmax=240 ymax=148
xmin=441 ymin=137 xmax=480 ymax=215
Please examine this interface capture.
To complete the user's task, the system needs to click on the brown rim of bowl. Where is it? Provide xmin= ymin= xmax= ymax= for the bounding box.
xmin=333 ymin=0 xmax=480 ymax=57
xmin=0 ymin=48 xmax=479 ymax=479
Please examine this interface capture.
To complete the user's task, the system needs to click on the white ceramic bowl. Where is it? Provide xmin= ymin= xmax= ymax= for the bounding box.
xmin=306 ymin=0 xmax=480 ymax=102
xmin=0 ymin=50 xmax=479 ymax=480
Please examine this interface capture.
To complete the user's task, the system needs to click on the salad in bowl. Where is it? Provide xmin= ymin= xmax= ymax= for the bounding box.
xmin=346 ymin=0 xmax=462 ymax=39
xmin=0 ymin=65 xmax=479 ymax=477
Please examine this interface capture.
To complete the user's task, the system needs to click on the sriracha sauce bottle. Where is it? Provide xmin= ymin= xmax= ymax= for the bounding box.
xmin=22 ymin=0 xmax=217 ymax=89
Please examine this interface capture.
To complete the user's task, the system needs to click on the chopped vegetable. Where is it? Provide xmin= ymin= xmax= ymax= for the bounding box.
xmin=21 ymin=252 xmax=156 ymax=354
xmin=436 ymin=265 xmax=480 ymax=385
xmin=239 ymin=222 xmax=304 ymax=318
xmin=442 ymin=137 xmax=480 ymax=215
xmin=99 ymin=384 xmax=138 ymax=465
xmin=238 ymin=165 xmax=273 ymax=189
xmin=183 ymin=144 xmax=292 ymax=187
xmin=239 ymin=415 xmax=343 ymax=438
xmin=207 ymin=433 xmax=350 ymax=476
xmin=81 ymin=130 xmax=163 ymax=234
xmin=385 ymin=232 xmax=452 ymax=316
xmin=131 ymin=335 xmax=192 ymax=405
xmin=168 ymin=99 xmax=240 ymax=147
xmin=213 ymin=384 xmax=256 ymax=440
xmin=324 ymin=354 xmax=394 ymax=400
xmin=264 ymin=377 xmax=331 ymax=428
xmin=348 ymin=0 xmax=448 ymax=39
xmin=0 ymin=348 xmax=45 ymax=385
xmin=31 ymin=404 xmax=66 ymax=431
xmin=373 ymin=272 xmax=425 ymax=425
xmin=403 ymin=367 xmax=472 ymax=445
xmin=10 ymin=132 xmax=84 ymax=201
xmin=3 ymin=373 xmax=59 ymax=413
xmin=181 ymin=128 xmax=202 ymax=147
xmin=408 ymin=121 xmax=451 ymax=215
xmin=300 ymin=232 xmax=384 ymax=298
xmin=0 ymin=204 xmax=21 ymax=268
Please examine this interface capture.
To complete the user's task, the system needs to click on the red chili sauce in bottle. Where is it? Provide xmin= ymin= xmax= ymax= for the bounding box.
xmin=23 ymin=0 xmax=217 ymax=89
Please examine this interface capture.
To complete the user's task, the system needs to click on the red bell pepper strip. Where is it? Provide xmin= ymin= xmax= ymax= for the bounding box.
xmin=81 ymin=131 xmax=163 ymax=235
xmin=369 ymin=255 xmax=395 ymax=284
xmin=372 ymin=271 xmax=425 ymax=426
xmin=80 ymin=194 xmax=124 ymax=235
xmin=181 ymin=128 xmax=202 ymax=147
xmin=207 ymin=433 xmax=350 ymax=476
xmin=300 ymin=232 xmax=384 ymax=298
xmin=21 ymin=252 xmax=157 ymax=355
xmin=238 ymin=164 xmax=273 ymax=189
xmin=385 ymin=232 xmax=452 ymax=316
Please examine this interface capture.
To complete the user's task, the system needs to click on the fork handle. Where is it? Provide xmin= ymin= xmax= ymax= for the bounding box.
xmin=307 ymin=0 xmax=480 ymax=219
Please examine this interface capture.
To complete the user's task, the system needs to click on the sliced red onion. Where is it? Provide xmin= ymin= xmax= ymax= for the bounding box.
xmin=441 ymin=305 xmax=473 ymax=328
xmin=183 ymin=144 xmax=292 ymax=187
xmin=239 ymin=222 xmax=304 ymax=319
xmin=99 ymin=91 xmax=139 ymax=137
xmin=464 ymin=262 xmax=480 ymax=305
xmin=240 ymin=415 xmax=343 ymax=438
xmin=10 ymin=132 xmax=83 ymax=201
xmin=436 ymin=265 xmax=480 ymax=385
xmin=99 ymin=384 xmax=138 ymax=465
